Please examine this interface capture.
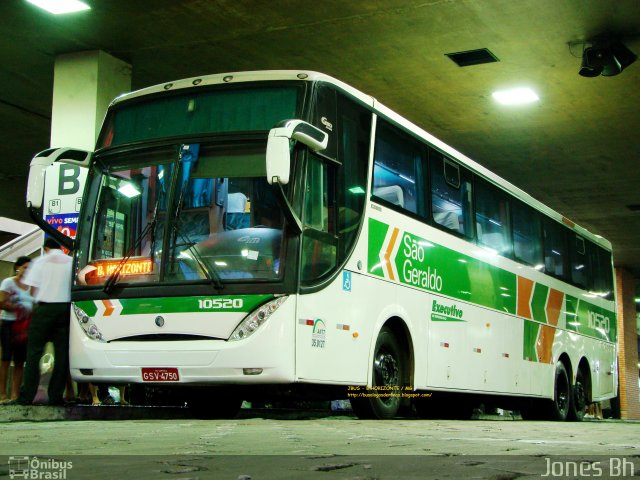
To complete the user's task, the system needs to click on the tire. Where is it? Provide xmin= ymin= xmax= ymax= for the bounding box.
xmin=350 ymin=327 xmax=406 ymax=419
xmin=547 ymin=361 xmax=570 ymax=421
xmin=568 ymin=368 xmax=587 ymax=422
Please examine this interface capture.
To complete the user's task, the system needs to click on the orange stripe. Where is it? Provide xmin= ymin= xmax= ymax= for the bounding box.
xmin=516 ymin=276 xmax=534 ymax=319
xmin=546 ymin=288 xmax=563 ymax=327
xmin=384 ymin=227 xmax=400 ymax=281
xmin=102 ymin=299 xmax=114 ymax=317
xmin=536 ymin=289 xmax=564 ymax=364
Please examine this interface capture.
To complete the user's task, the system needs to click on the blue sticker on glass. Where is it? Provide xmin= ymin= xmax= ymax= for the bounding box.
xmin=343 ymin=271 xmax=352 ymax=292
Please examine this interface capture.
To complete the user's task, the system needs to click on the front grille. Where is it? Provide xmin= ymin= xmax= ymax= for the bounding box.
xmin=112 ymin=334 xmax=220 ymax=342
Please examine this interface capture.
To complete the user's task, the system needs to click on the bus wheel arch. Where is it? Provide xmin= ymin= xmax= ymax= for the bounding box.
xmin=350 ymin=317 xmax=414 ymax=419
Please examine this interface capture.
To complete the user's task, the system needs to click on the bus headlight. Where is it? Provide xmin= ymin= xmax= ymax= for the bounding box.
xmin=229 ymin=296 xmax=288 ymax=341
xmin=72 ymin=304 xmax=106 ymax=343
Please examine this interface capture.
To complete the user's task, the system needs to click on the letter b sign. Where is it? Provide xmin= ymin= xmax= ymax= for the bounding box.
xmin=58 ymin=165 xmax=81 ymax=195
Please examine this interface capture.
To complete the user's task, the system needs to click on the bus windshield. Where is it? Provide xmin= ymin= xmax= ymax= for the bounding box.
xmin=98 ymin=85 xmax=301 ymax=148
xmin=77 ymin=142 xmax=285 ymax=287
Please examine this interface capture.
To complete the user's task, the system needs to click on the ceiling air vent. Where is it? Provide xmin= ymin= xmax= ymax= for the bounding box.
xmin=446 ymin=48 xmax=499 ymax=67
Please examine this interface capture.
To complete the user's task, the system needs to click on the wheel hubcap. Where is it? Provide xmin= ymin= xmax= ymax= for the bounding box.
xmin=557 ymin=379 xmax=569 ymax=413
xmin=575 ymin=382 xmax=586 ymax=411
xmin=374 ymin=350 xmax=399 ymax=386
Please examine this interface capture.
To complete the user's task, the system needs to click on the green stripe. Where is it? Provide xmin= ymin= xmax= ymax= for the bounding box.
xmin=76 ymin=295 xmax=273 ymax=317
xmin=75 ymin=300 xmax=97 ymax=317
xmin=367 ymin=218 xmax=389 ymax=278
xmin=565 ymin=295 xmax=579 ymax=333
xmin=531 ymin=283 xmax=549 ymax=324
xmin=368 ymin=218 xmax=616 ymax=344
xmin=390 ymin=228 xmax=516 ymax=314
xmin=523 ymin=321 xmax=540 ymax=361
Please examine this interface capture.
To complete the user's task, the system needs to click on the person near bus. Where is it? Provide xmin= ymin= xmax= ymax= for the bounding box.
xmin=11 ymin=239 xmax=72 ymax=406
xmin=0 ymin=256 xmax=33 ymax=403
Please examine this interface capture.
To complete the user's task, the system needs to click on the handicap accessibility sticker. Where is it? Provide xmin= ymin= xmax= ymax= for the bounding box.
xmin=343 ymin=271 xmax=352 ymax=292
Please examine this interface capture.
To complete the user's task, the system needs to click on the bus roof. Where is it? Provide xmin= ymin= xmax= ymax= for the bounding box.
xmin=110 ymin=70 xmax=611 ymax=251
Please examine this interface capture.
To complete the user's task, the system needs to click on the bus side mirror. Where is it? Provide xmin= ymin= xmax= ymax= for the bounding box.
xmin=26 ymin=147 xmax=91 ymax=252
xmin=26 ymin=147 xmax=91 ymax=209
xmin=266 ymin=119 xmax=328 ymax=185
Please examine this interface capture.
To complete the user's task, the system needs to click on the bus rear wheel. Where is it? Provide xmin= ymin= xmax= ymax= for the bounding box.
xmin=350 ymin=327 xmax=405 ymax=420
xmin=568 ymin=368 xmax=587 ymax=422
xmin=547 ymin=361 xmax=570 ymax=421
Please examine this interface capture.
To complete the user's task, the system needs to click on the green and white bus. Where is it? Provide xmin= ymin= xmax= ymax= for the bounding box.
xmin=27 ymin=71 xmax=616 ymax=420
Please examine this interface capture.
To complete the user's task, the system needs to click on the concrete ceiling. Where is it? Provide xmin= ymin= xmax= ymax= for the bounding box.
xmin=1 ymin=1 xmax=640 ymax=282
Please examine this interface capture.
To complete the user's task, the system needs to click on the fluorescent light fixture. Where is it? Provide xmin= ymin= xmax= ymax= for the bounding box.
xmin=492 ymin=87 xmax=539 ymax=105
xmin=26 ymin=0 xmax=90 ymax=14
xmin=118 ymin=183 xmax=141 ymax=198
xmin=399 ymin=174 xmax=416 ymax=184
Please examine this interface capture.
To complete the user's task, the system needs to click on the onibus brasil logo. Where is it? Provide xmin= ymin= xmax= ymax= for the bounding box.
xmin=8 ymin=456 xmax=72 ymax=479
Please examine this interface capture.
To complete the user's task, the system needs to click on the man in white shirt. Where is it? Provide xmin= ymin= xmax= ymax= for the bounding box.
xmin=15 ymin=238 xmax=72 ymax=406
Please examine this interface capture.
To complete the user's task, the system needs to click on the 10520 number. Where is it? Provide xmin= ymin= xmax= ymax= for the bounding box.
xmin=198 ymin=298 xmax=244 ymax=309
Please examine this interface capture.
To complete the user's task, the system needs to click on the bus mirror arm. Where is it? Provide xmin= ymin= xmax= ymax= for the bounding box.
xmin=266 ymin=119 xmax=328 ymax=186
xmin=27 ymin=205 xmax=75 ymax=251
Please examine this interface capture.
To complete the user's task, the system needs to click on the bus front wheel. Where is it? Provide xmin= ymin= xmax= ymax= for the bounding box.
xmin=350 ymin=327 xmax=405 ymax=420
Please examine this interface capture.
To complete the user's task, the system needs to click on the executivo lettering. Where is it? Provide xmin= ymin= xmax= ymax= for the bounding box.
xmin=431 ymin=299 xmax=464 ymax=322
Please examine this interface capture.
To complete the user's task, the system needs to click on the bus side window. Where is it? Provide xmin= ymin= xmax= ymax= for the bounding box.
xmin=475 ymin=178 xmax=513 ymax=258
xmin=589 ymin=242 xmax=614 ymax=299
xmin=569 ymin=234 xmax=587 ymax=288
xmin=512 ymin=200 xmax=543 ymax=267
xmin=430 ymin=153 xmax=472 ymax=237
xmin=542 ymin=219 xmax=567 ymax=279
xmin=300 ymin=153 xmax=337 ymax=283
xmin=372 ymin=120 xmax=424 ymax=217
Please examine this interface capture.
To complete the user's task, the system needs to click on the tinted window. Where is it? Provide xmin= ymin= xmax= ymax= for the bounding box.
xmin=543 ymin=219 xmax=567 ymax=279
xmin=431 ymin=153 xmax=473 ymax=237
xmin=475 ymin=179 xmax=512 ymax=257
xmin=569 ymin=235 xmax=587 ymax=288
xmin=372 ymin=120 xmax=425 ymax=216
xmin=512 ymin=201 xmax=543 ymax=266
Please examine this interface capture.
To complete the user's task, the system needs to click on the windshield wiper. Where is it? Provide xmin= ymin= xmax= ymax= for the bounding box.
xmin=103 ymin=197 xmax=161 ymax=294
xmin=169 ymin=179 xmax=223 ymax=290
xmin=174 ymin=228 xmax=224 ymax=290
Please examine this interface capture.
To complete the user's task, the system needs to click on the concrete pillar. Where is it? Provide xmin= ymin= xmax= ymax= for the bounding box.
xmin=51 ymin=50 xmax=131 ymax=149
xmin=614 ymin=268 xmax=640 ymax=419
xmin=43 ymin=51 xmax=132 ymax=245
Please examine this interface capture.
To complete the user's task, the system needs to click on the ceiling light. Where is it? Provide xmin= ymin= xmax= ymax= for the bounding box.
xmin=26 ymin=0 xmax=90 ymax=15
xmin=118 ymin=183 xmax=141 ymax=198
xmin=492 ymin=87 xmax=539 ymax=105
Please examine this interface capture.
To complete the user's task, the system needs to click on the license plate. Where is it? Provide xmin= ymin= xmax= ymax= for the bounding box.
xmin=141 ymin=367 xmax=179 ymax=382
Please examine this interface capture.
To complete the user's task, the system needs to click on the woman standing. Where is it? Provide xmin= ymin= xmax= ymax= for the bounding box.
xmin=0 ymin=256 xmax=33 ymax=402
